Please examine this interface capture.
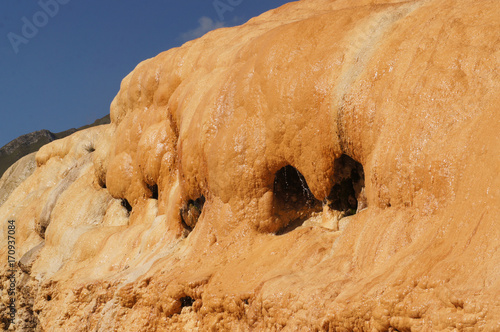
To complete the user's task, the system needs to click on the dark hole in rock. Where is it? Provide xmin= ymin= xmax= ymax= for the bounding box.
xmin=46 ymin=295 xmax=52 ymax=301
xmin=96 ymin=175 xmax=106 ymax=189
xmin=148 ymin=184 xmax=159 ymax=200
xmin=326 ymin=154 xmax=365 ymax=215
xmin=243 ymin=299 xmax=249 ymax=305
xmin=180 ymin=296 xmax=194 ymax=308
xmin=121 ymin=199 xmax=132 ymax=214
xmin=273 ymin=165 xmax=322 ymax=234
xmin=84 ymin=142 xmax=95 ymax=153
xmin=180 ymin=196 xmax=205 ymax=231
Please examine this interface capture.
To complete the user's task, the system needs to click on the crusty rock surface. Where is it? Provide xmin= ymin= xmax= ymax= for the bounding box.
xmin=1 ymin=0 xmax=500 ymax=330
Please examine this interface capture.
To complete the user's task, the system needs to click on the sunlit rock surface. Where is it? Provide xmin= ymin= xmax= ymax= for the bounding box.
xmin=1 ymin=0 xmax=500 ymax=330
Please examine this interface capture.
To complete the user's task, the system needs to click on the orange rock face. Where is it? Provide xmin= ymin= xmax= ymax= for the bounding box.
xmin=1 ymin=0 xmax=500 ymax=330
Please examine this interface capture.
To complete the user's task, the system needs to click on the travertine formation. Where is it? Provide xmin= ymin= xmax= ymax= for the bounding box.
xmin=1 ymin=0 xmax=499 ymax=330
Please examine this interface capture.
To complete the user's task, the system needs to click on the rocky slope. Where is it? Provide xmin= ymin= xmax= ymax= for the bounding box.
xmin=1 ymin=0 xmax=499 ymax=330
xmin=0 ymin=130 xmax=63 ymax=181
xmin=0 ymin=115 xmax=110 ymax=178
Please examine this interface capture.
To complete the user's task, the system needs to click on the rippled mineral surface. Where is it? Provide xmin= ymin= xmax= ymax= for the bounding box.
xmin=1 ymin=0 xmax=499 ymax=330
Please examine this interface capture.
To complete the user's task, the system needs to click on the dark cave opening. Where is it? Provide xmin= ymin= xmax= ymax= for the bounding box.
xmin=273 ymin=165 xmax=317 ymax=206
xmin=273 ymin=155 xmax=366 ymax=234
xmin=180 ymin=195 xmax=205 ymax=231
xmin=180 ymin=296 xmax=195 ymax=308
xmin=273 ymin=165 xmax=322 ymax=234
xmin=148 ymin=184 xmax=159 ymax=200
xmin=325 ymin=154 xmax=366 ymax=215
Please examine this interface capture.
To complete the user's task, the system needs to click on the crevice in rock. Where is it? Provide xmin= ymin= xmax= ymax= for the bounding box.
xmin=273 ymin=165 xmax=322 ymax=234
xmin=180 ymin=196 xmax=205 ymax=231
xmin=121 ymin=199 xmax=132 ymax=214
xmin=148 ymin=184 xmax=159 ymax=200
xmin=97 ymin=176 xmax=106 ymax=189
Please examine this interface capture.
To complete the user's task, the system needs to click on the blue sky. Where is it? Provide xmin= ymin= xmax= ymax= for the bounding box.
xmin=0 ymin=0 xmax=293 ymax=147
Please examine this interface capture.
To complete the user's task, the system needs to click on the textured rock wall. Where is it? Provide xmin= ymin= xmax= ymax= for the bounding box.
xmin=1 ymin=0 xmax=499 ymax=330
